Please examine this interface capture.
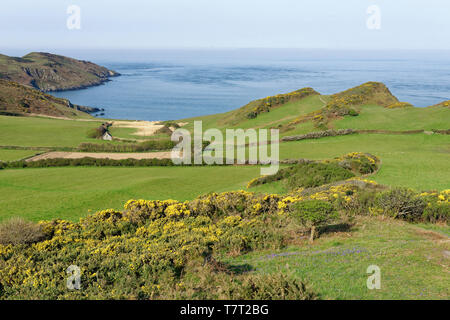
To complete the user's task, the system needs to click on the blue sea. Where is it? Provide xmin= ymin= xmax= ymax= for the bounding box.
xmin=50 ymin=49 xmax=450 ymax=121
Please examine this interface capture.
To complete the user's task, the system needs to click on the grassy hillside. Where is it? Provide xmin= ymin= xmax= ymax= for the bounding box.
xmin=182 ymin=82 xmax=449 ymax=135
xmin=219 ymin=87 xmax=320 ymax=125
xmin=226 ymin=217 xmax=449 ymax=299
xmin=0 ymin=80 xmax=98 ymax=118
xmin=0 ymin=52 xmax=119 ymax=91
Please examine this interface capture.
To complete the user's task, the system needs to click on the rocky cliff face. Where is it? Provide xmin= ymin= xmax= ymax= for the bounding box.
xmin=0 ymin=52 xmax=120 ymax=92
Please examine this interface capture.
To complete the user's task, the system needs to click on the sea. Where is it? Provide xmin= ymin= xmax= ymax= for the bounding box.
xmin=46 ymin=49 xmax=450 ymax=121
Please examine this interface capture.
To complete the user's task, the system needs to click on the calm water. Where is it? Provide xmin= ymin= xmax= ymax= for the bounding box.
xmin=51 ymin=49 xmax=450 ymax=121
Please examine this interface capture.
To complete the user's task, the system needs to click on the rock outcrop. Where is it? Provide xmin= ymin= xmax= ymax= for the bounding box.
xmin=0 ymin=52 xmax=119 ymax=92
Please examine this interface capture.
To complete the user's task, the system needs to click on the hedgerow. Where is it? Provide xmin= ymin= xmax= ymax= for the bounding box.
xmin=78 ymin=139 xmax=176 ymax=152
xmin=1 ymin=157 xmax=177 ymax=169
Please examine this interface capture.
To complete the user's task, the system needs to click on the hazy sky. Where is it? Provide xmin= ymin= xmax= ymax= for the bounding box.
xmin=1 ymin=0 xmax=449 ymax=51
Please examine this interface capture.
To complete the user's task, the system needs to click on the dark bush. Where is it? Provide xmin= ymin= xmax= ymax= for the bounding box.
xmin=171 ymin=269 xmax=318 ymax=300
xmin=86 ymin=127 xmax=106 ymax=139
xmin=375 ymin=188 xmax=426 ymax=221
xmin=4 ymin=157 xmax=176 ymax=169
xmin=0 ymin=217 xmax=45 ymax=245
xmin=78 ymin=139 xmax=176 ymax=152
xmin=286 ymin=163 xmax=354 ymax=190
xmin=248 ymin=162 xmax=354 ymax=191
xmin=422 ymin=202 xmax=450 ymax=223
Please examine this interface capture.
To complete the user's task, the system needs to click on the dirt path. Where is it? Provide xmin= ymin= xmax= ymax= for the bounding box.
xmin=27 ymin=151 xmax=175 ymax=161
xmin=111 ymin=120 xmax=165 ymax=137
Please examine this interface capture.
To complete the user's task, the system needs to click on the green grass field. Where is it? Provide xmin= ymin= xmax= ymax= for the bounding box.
xmin=225 ymin=217 xmax=449 ymax=300
xmin=334 ymin=104 xmax=450 ymax=131
xmin=0 ymin=166 xmax=262 ymax=222
xmin=0 ymin=148 xmax=39 ymax=161
xmin=277 ymin=133 xmax=450 ymax=191
xmin=0 ymin=115 xmax=102 ymax=148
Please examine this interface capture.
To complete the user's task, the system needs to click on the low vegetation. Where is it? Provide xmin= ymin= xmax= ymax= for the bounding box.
xmin=0 ymin=179 xmax=447 ymax=299
xmin=77 ymin=139 xmax=176 ymax=152
xmin=0 ymin=218 xmax=44 ymax=245
xmin=248 ymin=152 xmax=379 ymax=190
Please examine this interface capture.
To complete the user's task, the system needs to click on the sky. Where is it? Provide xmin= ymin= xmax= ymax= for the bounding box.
xmin=0 ymin=0 xmax=449 ymax=51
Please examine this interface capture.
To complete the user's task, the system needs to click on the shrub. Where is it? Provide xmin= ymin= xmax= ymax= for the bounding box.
xmin=86 ymin=127 xmax=106 ymax=139
xmin=419 ymin=190 xmax=450 ymax=223
xmin=423 ymin=202 xmax=450 ymax=223
xmin=291 ymin=200 xmax=339 ymax=242
xmin=78 ymin=139 xmax=175 ymax=152
xmin=375 ymin=188 xmax=426 ymax=221
xmin=154 ymin=125 xmax=173 ymax=135
xmin=248 ymin=162 xmax=354 ymax=191
xmin=281 ymin=129 xmax=356 ymax=142
xmin=170 ymin=269 xmax=318 ymax=300
xmin=332 ymin=152 xmax=379 ymax=175
xmin=163 ymin=121 xmax=180 ymax=129
xmin=337 ymin=188 xmax=377 ymax=216
xmin=285 ymin=163 xmax=354 ymax=190
xmin=0 ymin=217 xmax=45 ymax=245
xmin=3 ymin=157 xmax=176 ymax=169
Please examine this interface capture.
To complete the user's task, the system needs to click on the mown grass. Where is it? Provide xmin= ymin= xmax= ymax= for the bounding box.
xmin=0 ymin=148 xmax=39 ymax=161
xmin=109 ymin=127 xmax=142 ymax=140
xmin=334 ymin=105 xmax=450 ymax=131
xmin=223 ymin=217 xmax=450 ymax=300
xmin=0 ymin=115 xmax=103 ymax=148
xmin=0 ymin=166 xmax=262 ymax=222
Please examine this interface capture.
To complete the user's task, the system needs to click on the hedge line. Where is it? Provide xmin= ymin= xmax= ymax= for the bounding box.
xmin=282 ymin=128 xmax=450 ymax=142
xmin=0 ymin=158 xmax=178 ymax=169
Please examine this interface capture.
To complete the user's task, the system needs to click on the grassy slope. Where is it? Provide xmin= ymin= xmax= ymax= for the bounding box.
xmin=225 ymin=217 xmax=449 ymax=300
xmin=0 ymin=166 xmax=261 ymax=222
xmin=182 ymin=97 xmax=449 ymax=140
xmin=0 ymin=80 xmax=96 ymax=119
xmin=182 ymin=94 xmax=327 ymax=132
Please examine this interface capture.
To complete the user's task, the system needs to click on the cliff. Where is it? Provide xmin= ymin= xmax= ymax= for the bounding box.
xmin=0 ymin=52 xmax=119 ymax=92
